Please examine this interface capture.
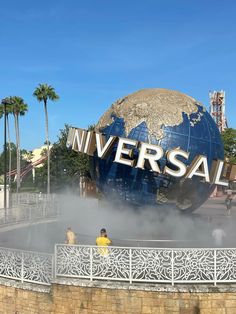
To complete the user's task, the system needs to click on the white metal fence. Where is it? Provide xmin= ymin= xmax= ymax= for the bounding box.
xmin=1 ymin=244 xmax=236 ymax=286
xmin=0 ymin=247 xmax=53 ymax=285
xmin=0 ymin=193 xmax=58 ymax=225
xmin=55 ymin=244 xmax=236 ymax=286
xmin=11 ymin=192 xmax=56 ymax=206
xmin=0 ymin=193 xmax=57 ymax=286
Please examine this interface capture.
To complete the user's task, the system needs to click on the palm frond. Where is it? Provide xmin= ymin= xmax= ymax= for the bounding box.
xmin=33 ymin=83 xmax=59 ymax=103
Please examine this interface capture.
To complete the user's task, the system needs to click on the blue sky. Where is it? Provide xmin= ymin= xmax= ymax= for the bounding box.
xmin=0 ymin=0 xmax=236 ymax=151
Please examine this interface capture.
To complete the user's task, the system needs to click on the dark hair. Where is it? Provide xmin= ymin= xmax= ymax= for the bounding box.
xmin=101 ymin=228 xmax=106 ymax=233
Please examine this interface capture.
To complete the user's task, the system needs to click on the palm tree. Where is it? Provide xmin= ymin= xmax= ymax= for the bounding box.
xmin=33 ymin=84 xmax=59 ymax=194
xmin=0 ymin=98 xmax=14 ymax=189
xmin=11 ymin=96 xmax=28 ymax=193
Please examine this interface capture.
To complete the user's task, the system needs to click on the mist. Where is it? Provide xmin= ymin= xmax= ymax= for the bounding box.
xmin=58 ymin=195 xmax=231 ymax=248
xmin=0 ymin=194 xmax=234 ymax=253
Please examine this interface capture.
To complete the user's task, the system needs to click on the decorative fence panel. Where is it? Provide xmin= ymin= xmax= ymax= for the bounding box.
xmin=216 ymin=249 xmax=236 ymax=282
xmin=1 ymin=245 xmax=236 ymax=286
xmin=131 ymin=248 xmax=172 ymax=282
xmin=55 ymin=245 xmax=236 ymax=286
xmin=0 ymin=247 xmax=53 ymax=285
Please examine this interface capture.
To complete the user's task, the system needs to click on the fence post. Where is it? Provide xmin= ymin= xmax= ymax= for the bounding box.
xmin=214 ymin=249 xmax=217 ymax=286
xmin=41 ymin=197 xmax=44 ymax=218
xmin=54 ymin=244 xmax=57 ymax=280
xmin=29 ymin=206 xmax=32 ymax=221
xmin=129 ymin=248 xmax=132 ymax=284
xmin=90 ymin=247 xmax=93 ymax=281
xmin=21 ymin=252 xmax=24 ymax=283
xmin=171 ymin=250 xmax=174 ymax=286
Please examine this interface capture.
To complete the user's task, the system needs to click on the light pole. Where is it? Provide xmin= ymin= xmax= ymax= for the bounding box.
xmin=3 ymin=100 xmax=7 ymax=222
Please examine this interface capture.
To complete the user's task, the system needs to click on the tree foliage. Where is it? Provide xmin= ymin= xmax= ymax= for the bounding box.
xmin=33 ymin=84 xmax=59 ymax=103
xmin=35 ymin=124 xmax=91 ymax=192
xmin=0 ymin=143 xmax=31 ymax=186
xmin=0 ymin=98 xmax=14 ymax=116
xmin=0 ymin=96 xmax=28 ymax=191
xmin=221 ymin=128 xmax=236 ymax=163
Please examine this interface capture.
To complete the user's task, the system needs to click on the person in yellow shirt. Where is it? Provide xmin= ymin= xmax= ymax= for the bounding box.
xmin=96 ymin=228 xmax=112 ymax=256
xmin=65 ymin=227 xmax=77 ymax=244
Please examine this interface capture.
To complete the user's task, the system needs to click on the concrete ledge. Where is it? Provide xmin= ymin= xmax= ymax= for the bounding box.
xmin=0 ymin=277 xmax=51 ymax=293
xmin=1 ymin=275 xmax=236 ymax=294
xmin=53 ymin=277 xmax=236 ymax=293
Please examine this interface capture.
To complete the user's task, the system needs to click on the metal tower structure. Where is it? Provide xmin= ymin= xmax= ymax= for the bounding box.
xmin=209 ymin=90 xmax=228 ymax=133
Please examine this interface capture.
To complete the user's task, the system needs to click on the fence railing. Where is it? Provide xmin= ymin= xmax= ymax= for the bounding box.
xmin=0 ymin=193 xmax=58 ymax=225
xmin=1 ymin=244 xmax=236 ymax=286
xmin=55 ymin=244 xmax=236 ymax=286
xmin=0 ymin=247 xmax=53 ymax=285
xmin=11 ymin=193 xmax=56 ymax=206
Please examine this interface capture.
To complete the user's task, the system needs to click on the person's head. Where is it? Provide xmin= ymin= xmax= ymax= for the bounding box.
xmin=67 ymin=227 xmax=72 ymax=231
xmin=100 ymin=228 xmax=107 ymax=237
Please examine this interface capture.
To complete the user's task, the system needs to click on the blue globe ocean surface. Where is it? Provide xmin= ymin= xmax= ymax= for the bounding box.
xmin=91 ymin=89 xmax=224 ymax=212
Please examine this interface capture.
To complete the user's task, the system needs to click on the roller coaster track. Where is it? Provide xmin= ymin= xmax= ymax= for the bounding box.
xmin=7 ymin=156 xmax=46 ymax=180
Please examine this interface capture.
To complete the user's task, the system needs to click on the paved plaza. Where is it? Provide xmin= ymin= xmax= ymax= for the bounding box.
xmin=195 ymin=196 xmax=235 ymax=219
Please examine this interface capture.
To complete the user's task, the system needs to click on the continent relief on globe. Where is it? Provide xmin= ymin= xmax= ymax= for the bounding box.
xmin=96 ymin=88 xmax=206 ymax=139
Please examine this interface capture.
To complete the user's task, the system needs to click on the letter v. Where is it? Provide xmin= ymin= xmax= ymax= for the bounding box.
xmin=96 ymin=133 xmax=117 ymax=159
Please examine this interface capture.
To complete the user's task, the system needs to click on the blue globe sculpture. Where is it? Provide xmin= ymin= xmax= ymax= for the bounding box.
xmin=92 ymin=89 xmax=224 ymax=212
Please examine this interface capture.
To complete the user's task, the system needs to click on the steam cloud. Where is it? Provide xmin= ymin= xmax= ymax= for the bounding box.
xmin=0 ymin=195 xmax=234 ymax=252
